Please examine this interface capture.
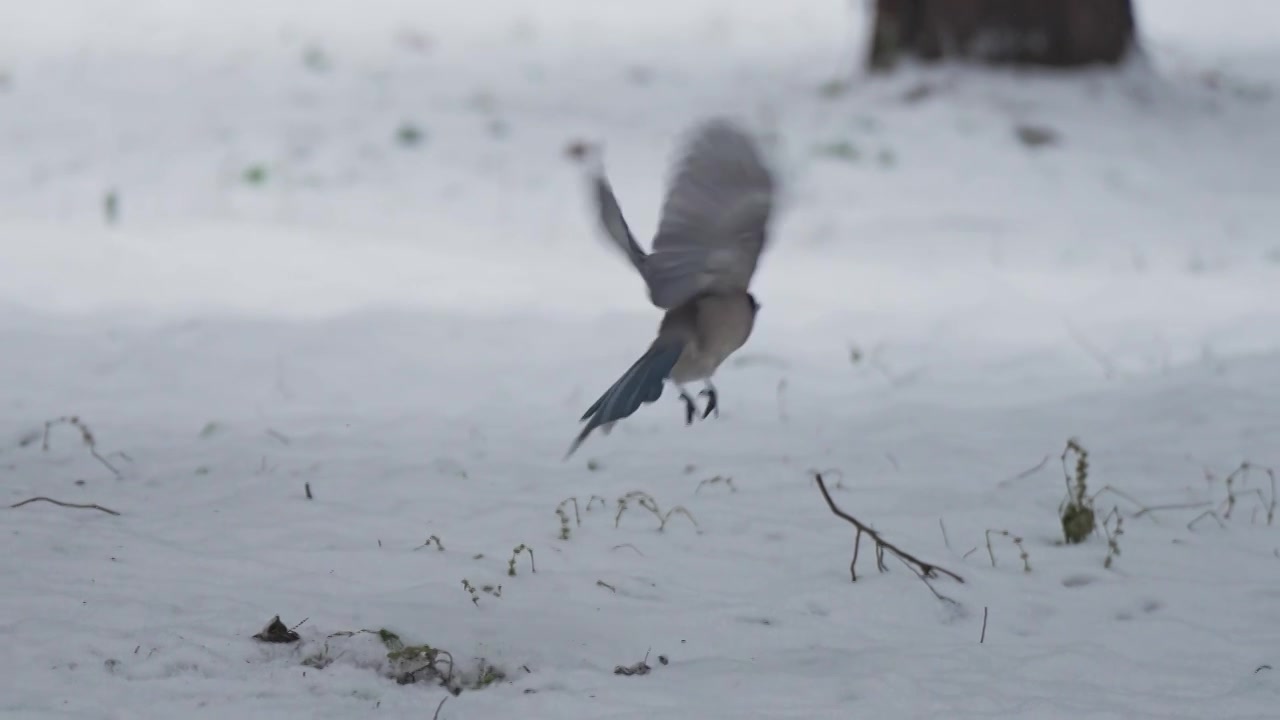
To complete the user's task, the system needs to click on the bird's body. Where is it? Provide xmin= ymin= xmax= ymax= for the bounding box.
xmin=566 ymin=117 xmax=776 ymax=458
xmin=664 ymin=292 xmax=757 ymax=385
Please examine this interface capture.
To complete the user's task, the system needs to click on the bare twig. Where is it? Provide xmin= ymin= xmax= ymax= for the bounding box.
xmin=10 ymin=496 xmax=121 ymax=516
xmin=893 ymin=554 xmax=960 ymax=605
xmin=1132 ymin=501 xmax=1212 ymax=519
xmin=939 ymin=518 xmax=952 ymax=551
xmin=304 ymin=482 xmax=313 ymax=500
xmin=41 ymin=416 xmax=121 ymax=477
xmin=998 ymin=454 xmax=1050 ymax=487
xmin=980 ymin=606 xmax=988 ymax=643
xmin=813 ymin=472 xmax=964 ymax=589
xmin=1090 ymin=486 xmax=1150 ymax=514
xmin=1188 ymin=510 xmax=1226 ymax=531
xmin=433 ymin=696 xmax=448 ymax=720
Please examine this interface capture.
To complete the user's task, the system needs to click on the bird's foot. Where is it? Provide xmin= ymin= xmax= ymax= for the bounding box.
xmin=680 ymin=392 xmax=698 ymax=426
xmin=699 ymin=388 xmax=719 ymax=419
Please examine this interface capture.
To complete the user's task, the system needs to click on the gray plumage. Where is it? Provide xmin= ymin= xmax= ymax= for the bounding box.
xmin=567 ymin=118 xmax=776 ymax=458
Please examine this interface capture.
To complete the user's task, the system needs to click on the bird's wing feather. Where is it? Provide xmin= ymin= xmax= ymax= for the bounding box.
xmin=645 ymin=118 xmax=775 ymax=309
xmin=591 ymin=170 xmax=648 ymax=271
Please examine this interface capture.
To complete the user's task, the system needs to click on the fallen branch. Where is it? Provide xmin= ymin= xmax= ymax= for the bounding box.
xmin=813 ymin=472 xmax=963 ymax=591
xmin=10 ymin=496 xmax=121 ymax=516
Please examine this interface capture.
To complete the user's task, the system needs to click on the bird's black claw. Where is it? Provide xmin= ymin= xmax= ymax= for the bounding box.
xmin=699 ymin=389 xmax=719 ymax=419
xmin=681 ymin=393 xmax=697 ymax=425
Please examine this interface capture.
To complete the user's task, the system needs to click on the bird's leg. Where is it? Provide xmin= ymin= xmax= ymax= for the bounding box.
xmin=698 ymin=382 xmax=719 ymax=419
xmin=678 ymin=387 xmax=698 ymax=425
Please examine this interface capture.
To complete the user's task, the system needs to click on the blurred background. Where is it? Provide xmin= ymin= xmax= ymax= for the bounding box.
xmin=1 ymin=0 xmax=1276 ymax=321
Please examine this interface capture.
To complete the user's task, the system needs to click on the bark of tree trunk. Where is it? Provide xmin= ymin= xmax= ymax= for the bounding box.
xmin=867 ymin=0 xmax=1137 ymax=72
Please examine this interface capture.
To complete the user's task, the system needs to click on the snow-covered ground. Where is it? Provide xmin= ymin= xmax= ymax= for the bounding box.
xmin=4 ymin=1 xmax=1280 ymax=717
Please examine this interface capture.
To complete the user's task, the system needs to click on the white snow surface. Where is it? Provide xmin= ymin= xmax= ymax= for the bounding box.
xmin=4 ymin=1 xmax=1280 ymax=718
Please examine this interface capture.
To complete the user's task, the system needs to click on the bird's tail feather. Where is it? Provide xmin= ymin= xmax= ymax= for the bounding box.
xmin=565 ymin=341 xmax=684 ymax=459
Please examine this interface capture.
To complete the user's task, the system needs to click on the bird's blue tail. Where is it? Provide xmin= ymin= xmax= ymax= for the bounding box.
xmin=566 ymin=341 xmax=685 ymax=458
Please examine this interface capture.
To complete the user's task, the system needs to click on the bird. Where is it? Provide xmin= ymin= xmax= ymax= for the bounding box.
xmin=566 ymin=117 xmax=777 ymax=458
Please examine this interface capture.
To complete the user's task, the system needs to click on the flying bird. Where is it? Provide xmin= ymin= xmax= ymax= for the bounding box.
xmin=566 ymin=118 xmax=777 ymax=458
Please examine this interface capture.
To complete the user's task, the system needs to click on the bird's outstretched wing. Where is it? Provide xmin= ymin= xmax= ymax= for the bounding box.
xmin=643 ymin=118 xmax=775 ymax=309
xmin=591 ymin=167 xmax=648 ymax=272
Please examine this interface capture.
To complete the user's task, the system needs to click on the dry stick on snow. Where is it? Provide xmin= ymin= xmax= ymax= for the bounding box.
xmin=813 ymin=472 xmax=964 ymax=595
xmin=1132 ymin=501 xmax=1212 ymax=520
xmin=41 ymin=416 xmax=121 ymax=477
xmin=432 ymin=696 xmax=448 ymax=720
xmin=997 ymin=454 xmax=1050 ymax=487
xmin=10 ymin=496 xmax=121 ymax=516
xmin=1187 ymin=509 xmax=1226 ymax=531
xmin=980 ymin=606 xmax=988 ymax=644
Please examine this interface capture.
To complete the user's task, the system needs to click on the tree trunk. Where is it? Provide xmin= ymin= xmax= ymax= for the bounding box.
xmin=867 ymin=0 xmax=1137 ymax=72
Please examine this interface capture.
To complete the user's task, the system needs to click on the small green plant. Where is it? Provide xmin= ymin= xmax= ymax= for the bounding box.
xmin=817 ymin=78 xmax=848 ymax=99
xmin=556 ymin=497 xmax=581 ymax=540
xmin=1101 ymin=508 xmax=1124 ymax=569
xmin=814 ymin=140 xmax=860 ymax=162
xmin=1059 ymin=437 xmax=1096 ymax=544
xmin=104 ymin=190 xmax=119 ymax=224
xmin=508 ymin=544 xmax=535 ymax=576
xmin=301 ymin=627 xmax=504 ymax=695
xmin=242 ymin=164 xmax=268 ymax=185
xmin=615 ymin=491 xmax=699 ymax=533
xmin=1214 ymin=462 xmax=1276 ymax=524
xmin=461 ymin=579 xmax=480 ymax=606
xmin=395 ymin=123 xmax=424 ymax=147
xmin=416 ymin=534 xmax=445 ymax=551
xmin=985 ymin=529 xmax=1031 ymax=572
xmin=695 ymin=475 xmax=736 ymax=494
xmin=370 ymin=628 xmax=457 ymax=689
xmin=472 ymin=661 xmax=506 ymax=688
xmin=460 ymin=580 xmax=500 ymax=605
xmin=302 ymin=45 xmax=331 ymax=73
